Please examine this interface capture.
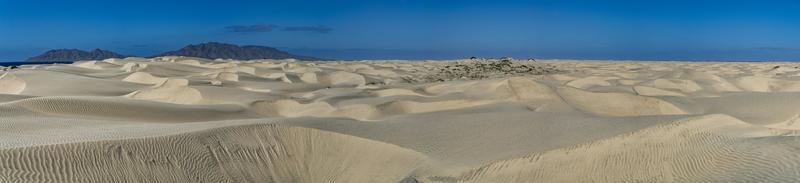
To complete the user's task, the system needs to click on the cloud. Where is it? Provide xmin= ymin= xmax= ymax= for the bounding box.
xmin=282 ymin=25 xmax=332 ymax=33
xmin=225 ymin=24 xmax=277 ymax=33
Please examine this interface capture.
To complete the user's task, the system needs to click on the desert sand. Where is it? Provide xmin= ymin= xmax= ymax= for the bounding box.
xmin=2 ymin=57 xmax=800 ymax=182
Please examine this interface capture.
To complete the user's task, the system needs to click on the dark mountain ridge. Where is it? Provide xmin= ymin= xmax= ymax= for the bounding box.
xmin=25 ymin=42 xmax=320 ymax=62
xmin=26 ymin=49 xmax=125 ymax=62
xmin=154 ymin=42 xmax=319 ymax=60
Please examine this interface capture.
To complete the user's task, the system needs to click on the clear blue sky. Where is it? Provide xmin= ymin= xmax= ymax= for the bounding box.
xmin=1 ymin=0 xmax=799 ymax=61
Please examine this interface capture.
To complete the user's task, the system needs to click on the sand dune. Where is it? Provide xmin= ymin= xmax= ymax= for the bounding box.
xmin=125 ymin=79 xmax=206 ymax=104
xmin=684 ymin=71 xmax=742 ymax=92
xmin=319 ymin=71 xmax=366 ymax=87
xmin=633 ymin=85 xmax=686 ymax=97
xmin=2 ymin=58 xmax=800 ymax=182
xmin=426 ymin=114 xmax=800 ymax=182
xmin=6 ymin=96 xmax=257 ymax=122
xmin=565 ymin=76 xmax=615 ymax=89
xmin=0 ymin=124 xmax=426 ymax=182
xmin=648 ymin=78 xmax=703 ymax=93
xmin=734 ymin=76 xmax=800 ymax=92
xmin=0 ymin=73 xmax=25 ymax=94
xmin=558 ymin=86 xmax=686 ymax=116
xmin=122 ymin=72 xmax=167 ymax=85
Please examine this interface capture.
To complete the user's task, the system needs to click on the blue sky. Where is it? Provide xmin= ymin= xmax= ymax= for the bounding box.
xmin=1 ymin=0 xmax=799 ymax=61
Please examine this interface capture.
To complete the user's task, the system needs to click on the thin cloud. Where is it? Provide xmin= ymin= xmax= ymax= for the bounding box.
xmin=282 ymin=25 xmax=332 ymax=33
xmin=225 ymin=24 xmax=277 ymax=33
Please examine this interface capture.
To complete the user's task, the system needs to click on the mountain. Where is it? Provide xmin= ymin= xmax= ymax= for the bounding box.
xmin=26 ymin=49 xmax=125 ymax=62
xmin=24 ymin=42 xmax=321 ymax=62
xmin=154 ymin=42 xmax=320 ymax=60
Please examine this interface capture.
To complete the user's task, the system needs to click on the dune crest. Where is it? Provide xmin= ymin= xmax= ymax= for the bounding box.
xmin=558 ymin=86 xmax=686 ymax=116
xmin=633 ymin=85 xmax=686 ymax=97
xmin=122 ymin=72 xmax=167 ymax=85
xmin=125 ymin=79 xmax=204 ymax=104
xmin=0 ymin=73 xmax=26 ymax=94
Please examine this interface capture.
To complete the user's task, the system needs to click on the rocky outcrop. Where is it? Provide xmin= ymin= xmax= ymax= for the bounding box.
xmin=26 ymin=49 xmax=125 ymax=62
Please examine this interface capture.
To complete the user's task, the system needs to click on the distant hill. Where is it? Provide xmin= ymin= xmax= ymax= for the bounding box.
xmin=24 ymin=42 xmax=321 ymax=62
xmin=26 ymin=49 xmax=125 ymax=62
xmin=154 ymin=42 xmax=320 ymax=61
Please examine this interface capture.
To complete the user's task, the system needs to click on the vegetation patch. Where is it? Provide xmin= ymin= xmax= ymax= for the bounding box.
xmin=413 ymin=59 xmax=563 ymax=82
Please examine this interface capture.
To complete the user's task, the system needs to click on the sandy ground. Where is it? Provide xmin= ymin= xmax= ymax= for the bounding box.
xmin=2 ymin=57 xmax=800 ymax=182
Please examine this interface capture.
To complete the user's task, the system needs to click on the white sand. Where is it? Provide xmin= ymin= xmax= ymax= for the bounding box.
xmin=2 ymin=58 xmax=800 ymax=182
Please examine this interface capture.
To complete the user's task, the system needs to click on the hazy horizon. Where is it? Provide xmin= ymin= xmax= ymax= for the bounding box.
xmin=2 ymin=0 xmax=799 ymax=61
